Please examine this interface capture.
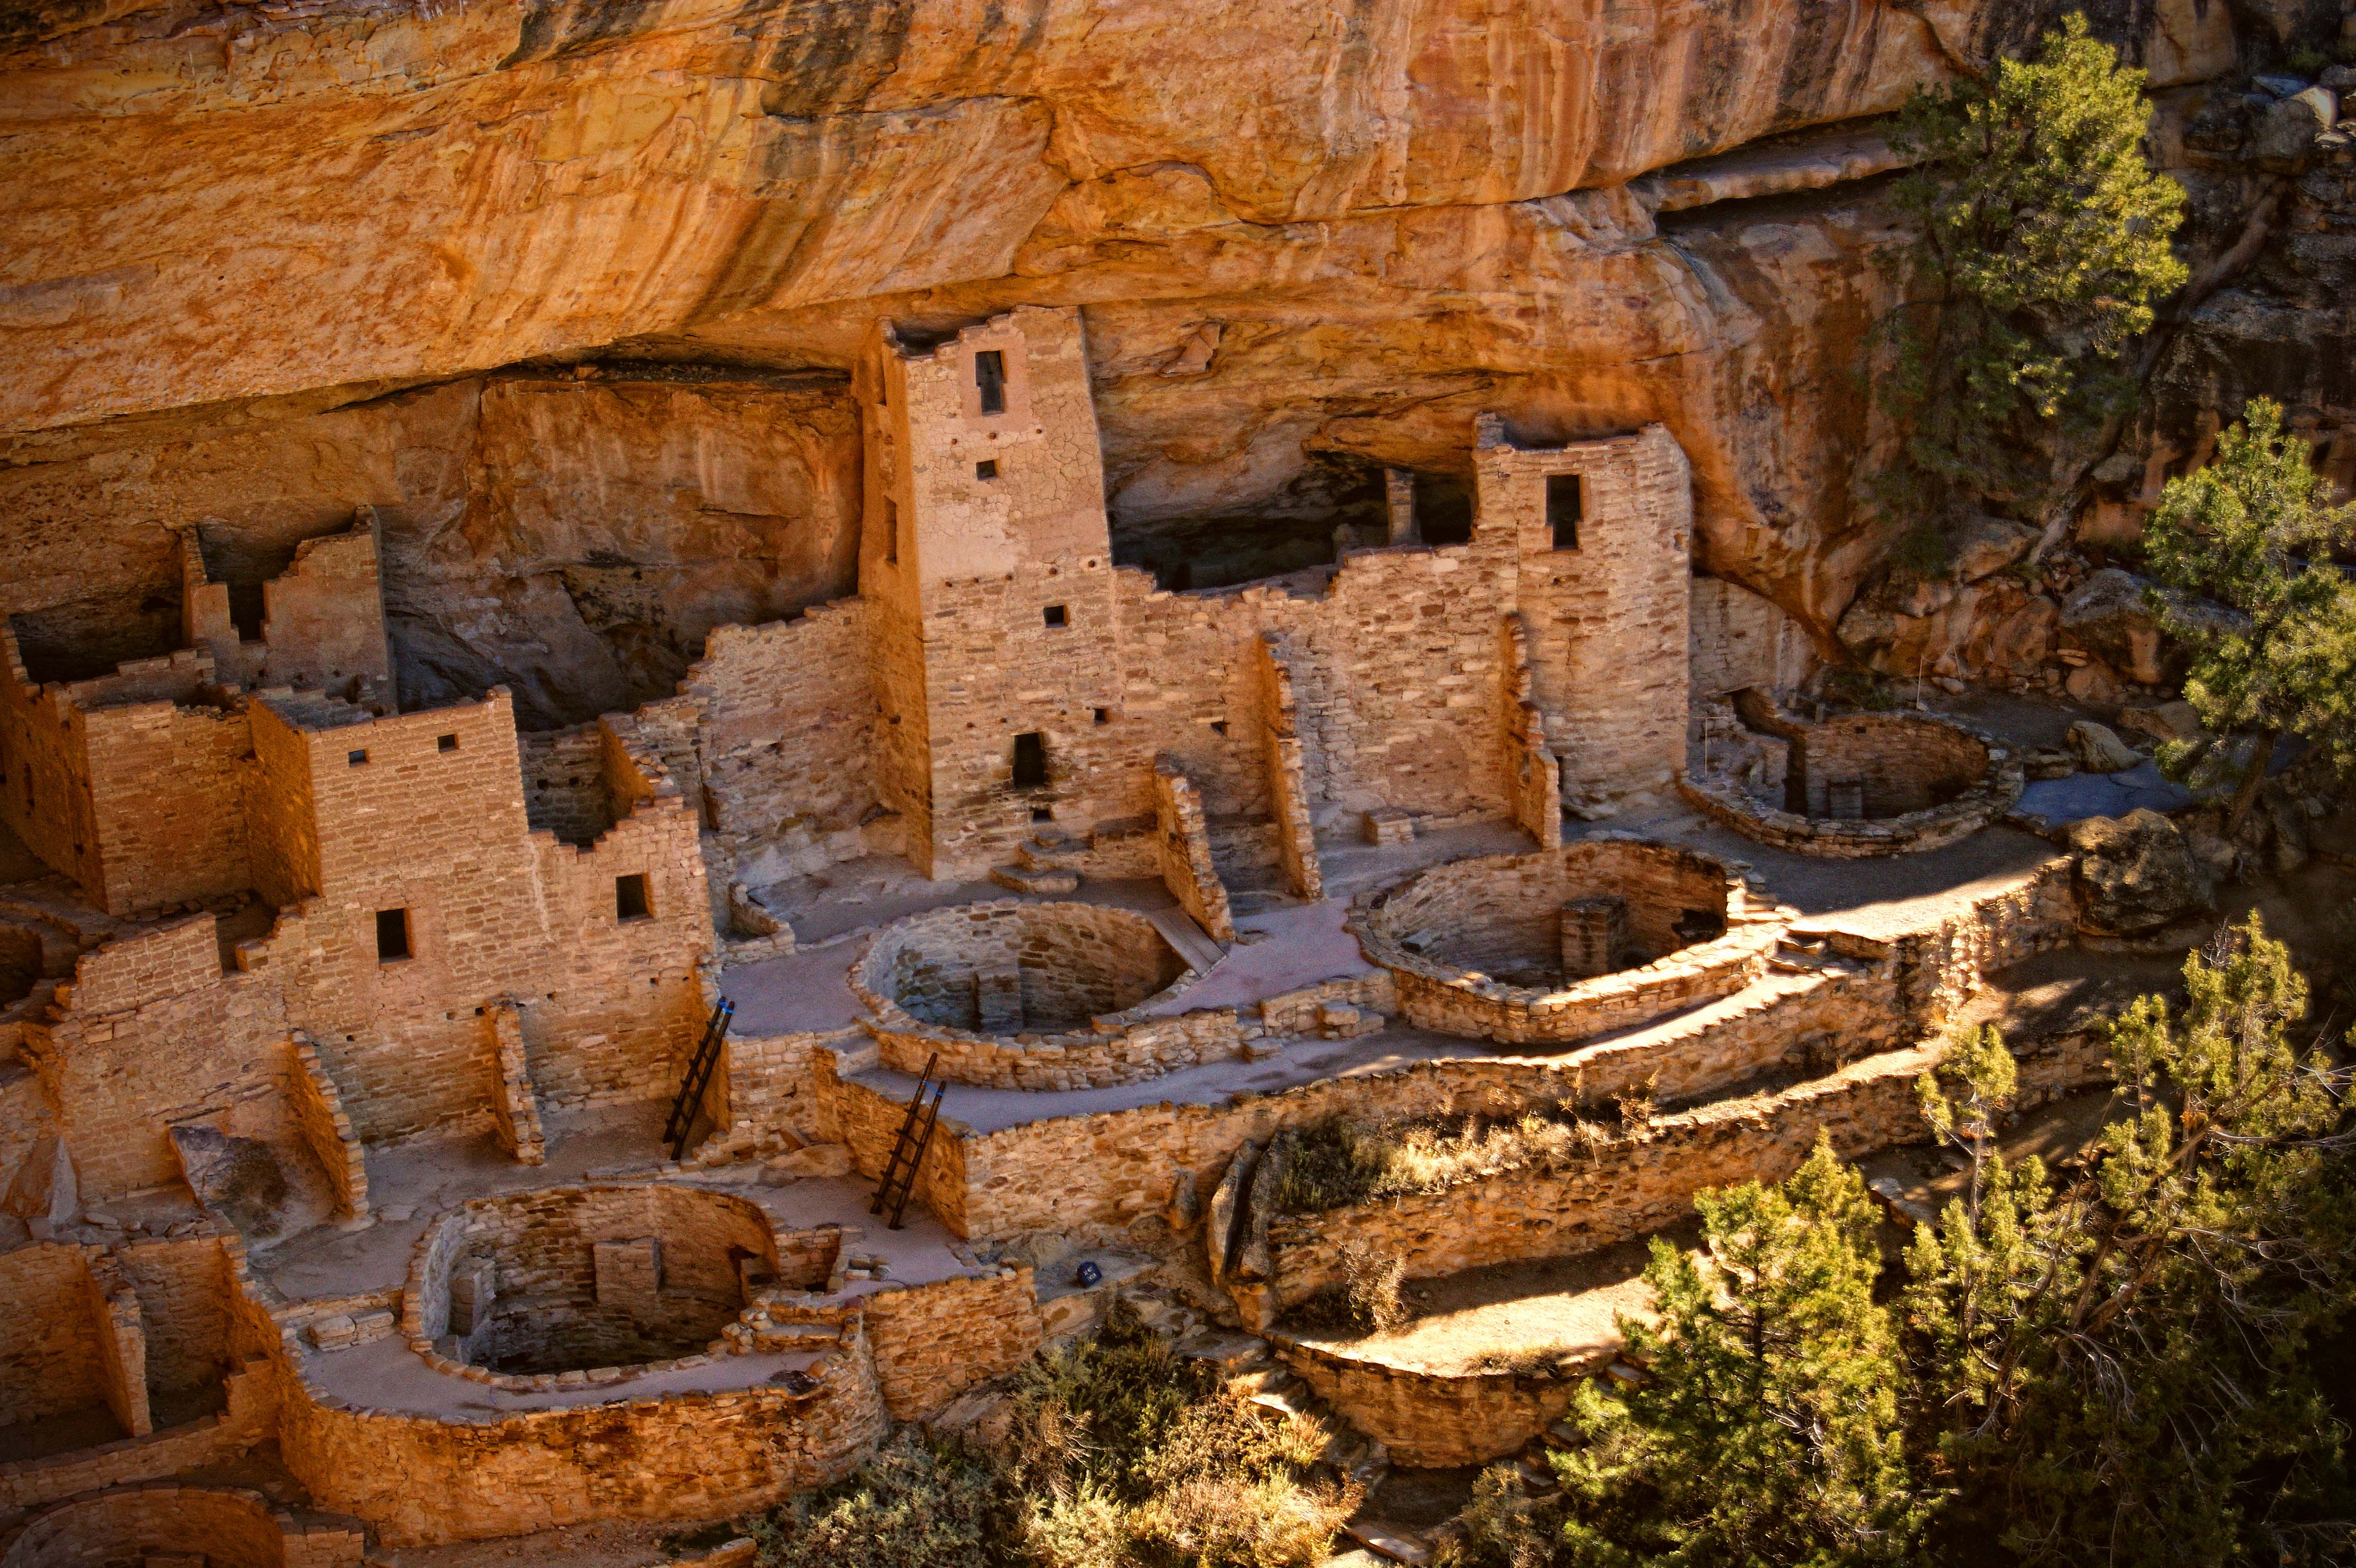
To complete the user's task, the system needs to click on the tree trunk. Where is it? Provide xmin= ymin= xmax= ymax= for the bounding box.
xmin=2224 ymin=729 xmax=2278 ymax=835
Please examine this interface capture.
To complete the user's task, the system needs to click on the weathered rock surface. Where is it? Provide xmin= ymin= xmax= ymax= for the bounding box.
xmin=2065 ymin=808 xmax=2213 ymax=935
xmin=0 ymin=0 xmax=2261 ymax=694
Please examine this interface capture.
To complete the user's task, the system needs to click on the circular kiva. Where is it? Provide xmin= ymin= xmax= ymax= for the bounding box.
xmin=1350 ymin=836 xmax=1792 ymax=1047
xmin=3 ymin=1485 xmax=301 ymax=1568
xmin=402 ymin=1184 xmax=778 ymax=1390
xmin=1678 ymin=711 xmax=2024 ymax=858
xmin=849 ymin=900 xmax=1212 ymax=1090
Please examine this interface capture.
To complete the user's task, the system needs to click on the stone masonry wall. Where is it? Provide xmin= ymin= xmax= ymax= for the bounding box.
xmin=1153 ymin=759 xmax=1235 ymax=943
xmin=1475 ymin=418 xmax=1691 ymax=813
xmin=681 ymin=603 xmax=878 ymax=864
xmin=859 ymin=1266 xmax=1042 ymax=1422
xmin=1254 ymin=633 xmax=1325 ymax=899
xmin=23 ymin=917 xmax=291 ymax=1197
xmin=0 ymin=1245 xmax=104 ymax=1429
xmin=1271 ymin=1333 xmax=1598 ymax=1468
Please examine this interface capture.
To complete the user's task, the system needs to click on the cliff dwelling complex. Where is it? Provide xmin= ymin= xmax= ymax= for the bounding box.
xmin=2 ymin=1 xmax=2353 ymax=1562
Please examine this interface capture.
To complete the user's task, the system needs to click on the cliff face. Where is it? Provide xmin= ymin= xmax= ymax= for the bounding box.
xmin=0 ymin=0 xmax=2326 ymax=721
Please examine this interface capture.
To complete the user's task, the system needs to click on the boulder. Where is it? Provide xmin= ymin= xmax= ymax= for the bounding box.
xmin=1230 ymin=1133 xmax=1289 ymax=1285
xmin=2113 ymin=700 xmax=2203 ymax=746
xmin=1163 ymin=1168 xmax=1201 ymax=1233
xmin=2060 ymin=569 xmax=2165 ymax=683
xmin=2065 ymin=809 xmax=2213 ymax=935
xmin=2064 ymin=659 xmax=2125 ymax=707
xmin=169 ymin=1124 xmax=290 ymax=1238
xmin=1205 ymin=1141 xmax=1260 ymax=1287
xmin=1950 ymin=514 xmax=2038 ymax=583
xmin=2067 ymin=721 xmax=2143 ymax=774
xmin=2253 ymin=87 xmax=2337 ymax=162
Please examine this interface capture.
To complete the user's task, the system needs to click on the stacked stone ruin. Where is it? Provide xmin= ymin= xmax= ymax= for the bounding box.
xmin=0 ymin=305 xmax=2109 ymax=1553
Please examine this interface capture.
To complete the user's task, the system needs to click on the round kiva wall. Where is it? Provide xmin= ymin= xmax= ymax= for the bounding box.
xmin=405 ymin=1185 xmax=776 ymax=1382
xmin=850 ymin=901 xmax=1220 ymax=1089
xmin=1351 ymin=836 xmax=1790 ymax=1046
xmin=1680 ymin=712 xmax=2023 ymax=857
xmin=2 ymin=1486 xmax=311 ymax=1568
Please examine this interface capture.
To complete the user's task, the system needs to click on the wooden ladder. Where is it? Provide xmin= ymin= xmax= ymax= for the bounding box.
xmin=870 ymin=1052 xmax=946 ymax=1230
xmin=663 ymin=997 xmax=734 ymax=1161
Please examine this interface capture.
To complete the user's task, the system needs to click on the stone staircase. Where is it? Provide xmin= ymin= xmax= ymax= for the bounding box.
xmin=989 ymin=827 xmax=1087 ymax=895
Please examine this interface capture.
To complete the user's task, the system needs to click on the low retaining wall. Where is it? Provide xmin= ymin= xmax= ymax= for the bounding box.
xmin=1679 ymin=714 xmax=2024 ymax=858
xmin=1352 ymin=836 xmax=1792 ymax=1046
xmin=1270 ymin=1334 xmax=1601 ymax=1468
xmin=1263 ymin=1024 xmax=2111 ymax=1313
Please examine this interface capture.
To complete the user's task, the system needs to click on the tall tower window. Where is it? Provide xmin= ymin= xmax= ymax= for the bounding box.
xmin=1546 ymin=474 xmax=1583 ymax=550
xmin=376 ymin=908 xmax=411 ymax=963
xmin=1012 ymin=731 xmax=1048 ymax=789
xmin=975 ymin=349 xmax=1007 ymax=416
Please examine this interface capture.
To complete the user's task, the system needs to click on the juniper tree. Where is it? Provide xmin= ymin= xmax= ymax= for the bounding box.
xmin=1543 ymin=1138 xmax=1922 ymax=1566
xmin=2142 ymin=397 xmax=2356 ymax=829
xmin=1902 ymin=917 xmax=2356 ymax=1566
xmin=1879 ymin=14 xmax=2186 ymax=565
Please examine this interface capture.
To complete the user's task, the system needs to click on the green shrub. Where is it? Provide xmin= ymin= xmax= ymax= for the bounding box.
xmin=758 ymin=1302 xmax=1356 ymax=1568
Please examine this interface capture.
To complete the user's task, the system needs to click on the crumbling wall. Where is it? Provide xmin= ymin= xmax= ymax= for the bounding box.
xmin=24 ymin=918 xmax=289 ymax=1198
xmin=1152 ymin=760 xmax=1235 ymax=943
xmin=682 ymin=603 xmax=878 ymax=867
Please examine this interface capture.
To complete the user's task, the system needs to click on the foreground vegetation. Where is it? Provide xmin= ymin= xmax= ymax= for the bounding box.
xmin=750 ymin=1303 xmax=1357 ymax=1568
xmin=1277 ymin=1098 xmax=1646 ymax=1215
xmin=1443 ymin=917 xmax=2356 ymax=1568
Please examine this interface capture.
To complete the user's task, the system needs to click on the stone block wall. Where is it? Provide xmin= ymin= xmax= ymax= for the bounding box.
xmin=682 ymin=603 xmax=878 ymax=861
xmin=0 ymin=630 xmax=245 ymax=917
xmin=1475 ymin=418 xmax=1691 ymax=813
xmin=1500 ymin=615 xmax=1562 ymax=850
xmin=519 ymin=723 xmax=615 ymax=846
xmin=1680 ymin=713 xmax=2025 ymax=859
xmin=283 ymin=1038 xmax=370 ymax=1216
xmin=1797 ymin=713 xmax=1996 ymax=818
xmin=1153 ymin=759 xmax=1235 ymax=943
xmin=0 ymin=1356 xmax=279 ymax=1514
xmin=860 ymin=1266 xmax=1043 ymax=1421
xmin=81 ymin=1252 xmax=151 ymax=1439
xmin=0 ymin=1244 xmax=105 ymax=1429
xmin=1271 ymin=1332 xmax=1599 ymax=1468
xmin=1254 ymin=633 xmax=1324 ymax=900
xmin=26 ymin=919 xmax=291 ymax=1197
xmin=110 ymin=1236 xmax=234 ymax=1407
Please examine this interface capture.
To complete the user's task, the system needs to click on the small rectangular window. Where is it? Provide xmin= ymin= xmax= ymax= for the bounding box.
xmin=1093 ymin=707 xmax=1110 ymax=726
xmin=1210 ymin=720 xmax=1230 ymax=737
xmin=375 ymin=908 xmax=410 ymax=963
xmin=883 ymin=497 xmax=899 ymax=565
xmin=975 ymin=459 xmax=998 ymax=480
xmin=615 ymin=873 xmax=651 ymax=922
xmin=1546 ymin=474 xmax=1583 ymax=550
xmin=975 ymin=349 xmax=1007 ymax=416
xmin=1031 ymin=806 xmax=1053 ymax=824
xmin=1043 ymin=604 xmax=1067 ymax=629
xmin=437 ymin=734 xmax=459 ymax=753
xmin=1012 ymin=731 xmax=1048 ymax=789
xmin=347 ymin=749 xmax=369 ymax=767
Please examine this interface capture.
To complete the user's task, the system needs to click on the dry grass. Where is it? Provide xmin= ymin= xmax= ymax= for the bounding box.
xmin=1289 ymin=1243 xmax=1411 ymax=1334
xmin=1277 ymin=1105 xmax=1633 ymax=1215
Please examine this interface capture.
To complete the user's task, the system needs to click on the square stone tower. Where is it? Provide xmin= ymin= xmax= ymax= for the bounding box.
xmin=856 ymin=306 xmax=1124 ymax=877
xmin=1473 ymin=416 xmax=1693 ymax=813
